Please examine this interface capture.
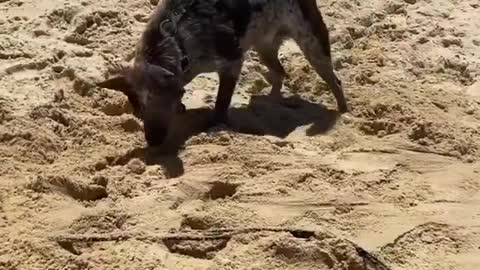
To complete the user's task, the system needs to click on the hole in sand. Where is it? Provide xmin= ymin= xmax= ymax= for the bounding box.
xmin=163 ymin=238 xmax=230 ymax=259
xmin=58 ymin=241 xmax=81 ymax=255
xmin=180 ymin=215 xmax=213 ymax=230
xmin=205 ymin=181 xmax=238 ymax=200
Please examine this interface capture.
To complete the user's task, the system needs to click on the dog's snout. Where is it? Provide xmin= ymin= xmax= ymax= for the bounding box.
xmin=144 ymin=124 xmax=168 ymax=146
xmin=177 ymin=102 xmax=186 ymax=114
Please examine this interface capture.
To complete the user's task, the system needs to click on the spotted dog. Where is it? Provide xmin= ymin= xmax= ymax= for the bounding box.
xmin=97 ymin=0 xmax=348 ymax=146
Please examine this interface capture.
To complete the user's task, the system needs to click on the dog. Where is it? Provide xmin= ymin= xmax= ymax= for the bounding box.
xmin=97 ymin=0 xmax=348 ymax=146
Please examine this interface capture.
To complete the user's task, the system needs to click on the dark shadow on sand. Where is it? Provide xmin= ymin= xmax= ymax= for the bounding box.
xmin=229 ymin=95 xmax=340 ymax=137
xmin=143 ymin=95 xmax=340 ymax=178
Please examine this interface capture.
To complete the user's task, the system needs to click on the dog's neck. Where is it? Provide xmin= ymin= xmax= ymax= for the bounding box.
xmin=134 ymin=0 xmax=193 ymax=78
xmin=135 ymin=27 xmax=183 ymax=75
xmin=136 ymin=0 xmax=193 ymax=76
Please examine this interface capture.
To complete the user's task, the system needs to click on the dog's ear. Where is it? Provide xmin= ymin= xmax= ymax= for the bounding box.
xmin=144 ymin=63 xmax=176 ymax=88
xmin=96 ymin=75 xmax=132 ymax=94
xmin=146 ymin=63 xmax=175 ymax=78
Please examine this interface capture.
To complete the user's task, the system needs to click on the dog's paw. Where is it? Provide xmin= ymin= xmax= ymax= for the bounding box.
xmin=207 ymin=113 xmax=231 ymax=132
xmin=338 ymin=103 xmax=349 ymax=114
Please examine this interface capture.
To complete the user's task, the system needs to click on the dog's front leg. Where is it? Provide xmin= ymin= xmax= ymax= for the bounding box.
xmin=212 ymin=60 xmax=243 ymax=125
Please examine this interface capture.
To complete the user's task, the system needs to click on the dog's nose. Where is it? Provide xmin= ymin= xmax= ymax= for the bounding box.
xmin=177 ymin=103 xmax=186 ymax=114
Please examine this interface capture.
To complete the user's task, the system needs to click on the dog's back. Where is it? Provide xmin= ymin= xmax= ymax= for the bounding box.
xmin=153 ymin=0 xmax=347 ymax=111
xmin=229 ymin=1 xmax=326 ymax=46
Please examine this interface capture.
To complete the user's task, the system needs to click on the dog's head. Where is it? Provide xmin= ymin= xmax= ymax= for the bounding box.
xmin=97 ymin=62 xmax=186 ymax=146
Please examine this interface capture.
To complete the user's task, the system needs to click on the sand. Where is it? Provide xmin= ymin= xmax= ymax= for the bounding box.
xmin=1 ymin=0 xmax=480 ymax=269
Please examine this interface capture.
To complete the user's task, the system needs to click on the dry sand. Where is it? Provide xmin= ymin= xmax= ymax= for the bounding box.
xmin=1 ymin=0 xmax=480 ymax=269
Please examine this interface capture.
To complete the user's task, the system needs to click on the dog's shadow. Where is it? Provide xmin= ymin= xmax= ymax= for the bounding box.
xmin=144 ymin=95 xmax=340 ymax=178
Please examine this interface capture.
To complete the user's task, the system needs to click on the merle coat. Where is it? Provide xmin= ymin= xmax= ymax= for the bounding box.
xmin=97 ymin=0 xmax=348 ymax=146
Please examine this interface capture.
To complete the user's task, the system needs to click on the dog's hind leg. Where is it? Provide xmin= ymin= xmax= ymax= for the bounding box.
xmin=292 ymin=2 xmax=348 ymax=113
xmin=255 ymin=35 xmax=286 ymax=99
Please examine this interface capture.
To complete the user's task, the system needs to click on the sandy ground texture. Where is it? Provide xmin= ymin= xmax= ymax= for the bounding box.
xmin=1 ymin=0 xmax=480 ymax=269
